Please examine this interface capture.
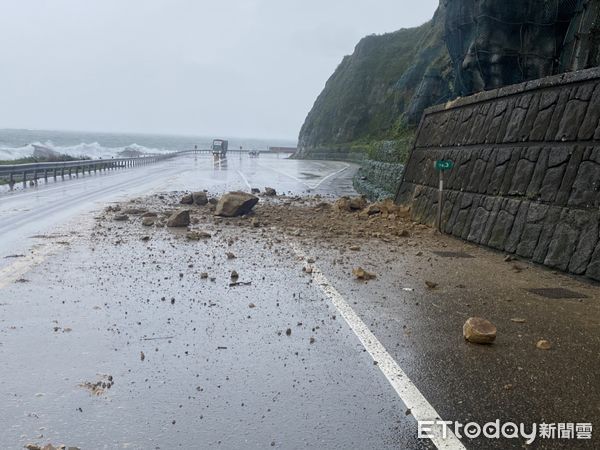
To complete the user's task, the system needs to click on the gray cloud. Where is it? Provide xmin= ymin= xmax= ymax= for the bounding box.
xmin=0 ymin=0 xmax=438 ymax=139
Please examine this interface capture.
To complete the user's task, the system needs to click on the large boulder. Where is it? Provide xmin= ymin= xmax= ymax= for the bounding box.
xmin=167 ymin=210 xmax=190 ymax=227
xmin=215 ymin=192 xmax=259 ymax=217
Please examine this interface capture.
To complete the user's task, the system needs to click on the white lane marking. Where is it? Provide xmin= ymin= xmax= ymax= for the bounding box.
xmin=290 ymin=242 xmax=465 ymax=450
xmin=257 ymin=162 xmax=350 ymax=190
xmin=0 ymin=242 xmax=68 ymax=289
xmin=311 ymin=165 xmax=349 ymax=189
xmin=236 ymin=170 xmax=252 ymax=190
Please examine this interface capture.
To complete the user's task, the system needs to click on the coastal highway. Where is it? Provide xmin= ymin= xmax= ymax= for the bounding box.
xmin=1 ymin=154 xmax=599 ymax=449
xmin=0 ymin=154 xmax=356 ymax=263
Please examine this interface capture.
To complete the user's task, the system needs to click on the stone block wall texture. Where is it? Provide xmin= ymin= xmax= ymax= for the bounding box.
xmin=396 ymin=67 xmax=600 ymax=281
xmin=353 ymin=161 xmax=404 ymax=201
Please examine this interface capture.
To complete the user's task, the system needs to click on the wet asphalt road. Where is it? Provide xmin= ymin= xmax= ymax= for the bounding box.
xmin=1 ymin=154 xmax=599 ymax=449
xmin=0 ymin=155 xmax=355 ymax=262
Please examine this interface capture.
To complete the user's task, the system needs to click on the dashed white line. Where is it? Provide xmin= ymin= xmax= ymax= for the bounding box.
xmin=290 ymin=242 xmax=466 ymax=450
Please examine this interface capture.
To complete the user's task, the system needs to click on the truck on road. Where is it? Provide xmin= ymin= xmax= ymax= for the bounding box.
xmin=212 ymin=139 xmax=228 ymax=158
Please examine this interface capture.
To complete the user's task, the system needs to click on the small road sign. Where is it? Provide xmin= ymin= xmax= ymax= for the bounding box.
xmin=433 ymin=160 xmax=454 ymax=231
xmin=434 ymin=160 xmax=454 ymax=171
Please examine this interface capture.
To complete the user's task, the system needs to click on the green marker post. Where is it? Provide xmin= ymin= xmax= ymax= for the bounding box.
xmin=433 ymin=160 xmax=454 ymax=231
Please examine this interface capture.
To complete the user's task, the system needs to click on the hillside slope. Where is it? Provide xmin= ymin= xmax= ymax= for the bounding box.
xmin=296 ymin=4 xmax=451 ymax=158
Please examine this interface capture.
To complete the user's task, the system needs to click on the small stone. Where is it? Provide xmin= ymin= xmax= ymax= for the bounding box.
xmin=192 ymin=191 xmax=209 ymax=206
xmin=251 ymin=188 xmax=260 ymax=194
xmin=463 ymin=317 xmax=497 ymax=344
xmin=180 ymin=193 xmax=193 ymax=204
xmin=352 ymin=267 xmax=376 ymax=280
xmin=187 ymin=231 xmax=211 ymax=240
xmin=264 ymin=187 xmax=277 ymax=196
xmin=536 ymin=339 xmax=552 ymax=350
xmin=349 ymin=246 xmax=360 ymax=251
xmin=349 ymin=196 xmax=367 ymax=210
xmin=200 ymin=272 xmax=209 ymax=279
xmin=142 ymin=217 xmax=155 ymax=227
xmin=249 ymin=303 xmax=256 ymax=308
xmin=230 ymin=270 xmax=239 ymax=280
xmin=113 ymin=214 xmax=129 ymax=221
xmin=226 ymin=252 xmax=236 ymax=259
xmin=510 ymin=318 xmax=527 ymax=323
xmin=140 ymin=351 xmax=145 ymax=361
xmin=425 ymin=280 xmax=438 ymax=289
xmin=285 ymin=328 xmax=292 ymax=336
xmin=25 ymin=445 xmax=42 ymax=450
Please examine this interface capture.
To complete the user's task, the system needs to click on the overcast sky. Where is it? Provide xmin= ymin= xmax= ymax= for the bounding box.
xmin=0 ymin=0 xmax=438 ymax=140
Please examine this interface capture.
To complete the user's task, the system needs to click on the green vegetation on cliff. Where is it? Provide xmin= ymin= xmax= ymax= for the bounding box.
xmin=297 ymin=5 xmax=451 ymax=159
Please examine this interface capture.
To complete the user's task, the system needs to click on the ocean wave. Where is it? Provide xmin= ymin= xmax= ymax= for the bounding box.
xmin=0 ymin=141 xmax=173 ymax=160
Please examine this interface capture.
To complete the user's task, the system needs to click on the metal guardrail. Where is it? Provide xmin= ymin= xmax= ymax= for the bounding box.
xmin=0 ymin=153 xmax=177 ymax=190
xmin=0 ymin=148 xmax=294 ymax=190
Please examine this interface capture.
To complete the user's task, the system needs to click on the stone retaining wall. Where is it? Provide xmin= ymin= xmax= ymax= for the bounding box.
xmin=396 ymin=67 xmax=600 ymax=281
xmin=354 ymin=161 xmax=404 ymax=200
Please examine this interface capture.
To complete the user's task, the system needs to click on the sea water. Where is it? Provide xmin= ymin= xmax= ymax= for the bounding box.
xmin=0 ymin=129 xmax=296 ymax=160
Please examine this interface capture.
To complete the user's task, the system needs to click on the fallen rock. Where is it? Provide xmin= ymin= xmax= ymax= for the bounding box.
xmin=122 ymin=207 xmax=147 ymax=215
xmin=264 ymin=187 xmax=277 ymax=196
xmin=142 ymin=217 xmax=155 ymax=227
xmin=463 ymin=317 xmax=497 ymax=344
xmin=352 ymin=267 xmax=376 ymax=280
xmin=335 ymin=196 xmax=367 ymax=212
xmin=510 ymin=318 xmax=527 ymax=323
xmin=425 ymin=280 xmax=438 ymax=289
xmin=215 ymin=192 xmax=259 ymax=217
xmin=334 ymin=197 xmax=352 ymax=211
xmin=226 ymin=252 xmax=236 ymax=259
xmin=167 ymin=210 xmax=190 ymax=227
xmin=192 ymin=191 xmax=208 ymax=206
xmin=365 ymin=204 xmax=382 ymax=216
xmin=180 ymin=193 xmax=194 ymax=204
xmin=230 ymin=270 xmax=239 ymax=280
xmin=349 ymin=196 xmax=367 ymax=211
xmin=187 ymin=231 xmax=211 ymax=240
xmin=536 ymin=339 xmax=552 ymax=350
xmin=113 ymin=214 xmax=129 ymax=222
xmin=251 ymin=188 xmax=260 ymax=194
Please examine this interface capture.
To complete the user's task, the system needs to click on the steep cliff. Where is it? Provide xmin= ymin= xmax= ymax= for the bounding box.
xmin=297 ymin=0 xmax=598 ymax=161
xmin=296 ymin=5 xmax=452 ymax=158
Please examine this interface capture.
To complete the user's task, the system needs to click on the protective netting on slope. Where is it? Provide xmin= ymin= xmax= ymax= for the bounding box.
xmin=444 ymin=0 xmax=585 ymax=95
